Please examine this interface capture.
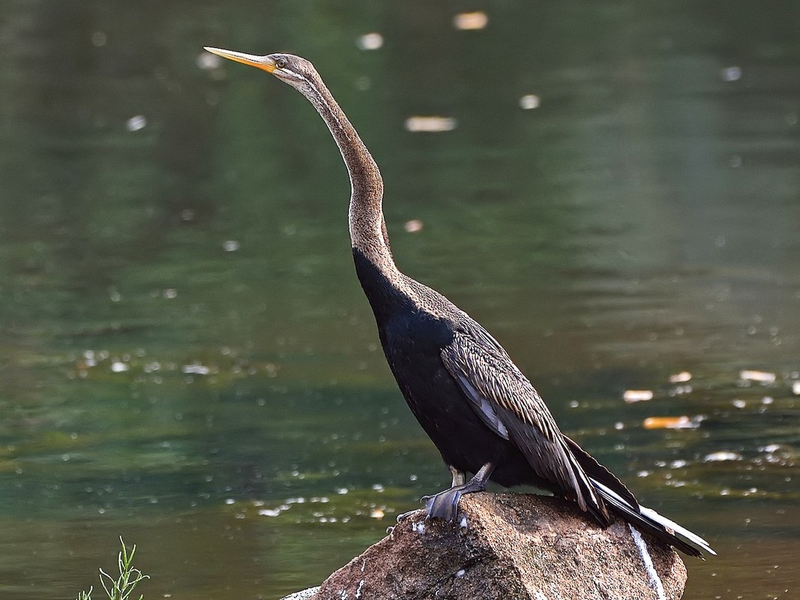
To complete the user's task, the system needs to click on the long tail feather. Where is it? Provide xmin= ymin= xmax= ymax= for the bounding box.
xmin=593 ymin=479 xmax=716 ymax=558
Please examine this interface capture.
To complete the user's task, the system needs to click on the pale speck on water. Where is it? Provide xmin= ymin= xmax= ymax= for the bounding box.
xmin=182 ymin=363 xmax=211 ymax=375
xmin=404 ymin=219 xmax=424 ymax=233
xmin=704 ymin=451 xmax=743 ymax=463
xmin=91 ymin=31 xmax=107 ymax=47
xmin=404 ymin=116 xmax=457 ymax=132
xmin=739 ymin=370 xmax=776 ymax=383
xmin=126 ymin=115 xmax=147 ymax=132
xmin=198 ymin=51 xmax=222 ymax=70
xmin=110 ymin=360 xmax=129 ymax=373
xmin=356 ymin=33 xmax=384 ymax=51
xmin=721 ymin=65 xmax=742 ymax=81
xmin=623 ymin=389 xmax=653 ymax=403
xmin=453 ymin=11 xmax=488 ymax=30
xmin=519 ymin=94 xmax=541 ymax=110
xmin=669 ymin=371 xmax=692 ymax=383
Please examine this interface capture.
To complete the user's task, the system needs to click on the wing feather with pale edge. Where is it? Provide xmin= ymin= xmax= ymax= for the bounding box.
xmin=440 ymin=324 xmax=608 ymax=522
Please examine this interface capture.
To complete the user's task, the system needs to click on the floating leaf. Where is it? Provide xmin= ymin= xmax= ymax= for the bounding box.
xmin=643 ymin=416 xmax=697 ymax=430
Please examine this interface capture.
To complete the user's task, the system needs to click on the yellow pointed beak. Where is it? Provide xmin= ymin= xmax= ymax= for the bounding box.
xmin=204 ymin=47 xmax=276 ymax=73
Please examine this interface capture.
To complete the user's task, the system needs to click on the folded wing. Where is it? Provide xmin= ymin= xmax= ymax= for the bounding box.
xmin=440 ymin=324 xmax=610 ymax=525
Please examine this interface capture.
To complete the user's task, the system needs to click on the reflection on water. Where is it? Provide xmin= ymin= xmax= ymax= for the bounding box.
xmin=1 ymin=1 xmax=799 ymax=599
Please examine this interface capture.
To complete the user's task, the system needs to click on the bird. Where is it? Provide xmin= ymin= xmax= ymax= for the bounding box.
xmin=204 ymin=46 xmax=715 ymax=558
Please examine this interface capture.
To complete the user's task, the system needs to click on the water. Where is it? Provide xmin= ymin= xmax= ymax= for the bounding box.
xmin=1 ymin=1 xmax=799 ymax=598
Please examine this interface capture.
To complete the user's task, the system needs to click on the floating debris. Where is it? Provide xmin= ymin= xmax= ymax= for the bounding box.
xmin=370 ymin=508 xmax=385 ymax=519
xmin=356 ymin=32 xmax=384 ymax=51
xmin=223 ymin=240 xmax=240 ymax=252
xmin=793 ymin=381 xmax=800 ymax=396
xmin=182 ymin=364 xmax=211 ymax=375
xmin=643 ymin=416 xmax=697 ymax=430
xmin=91 ymin=31 xmax=107 ymax=47
xmin=454 ymin=11 xmax=489 ymax=30
xmin=404 ymin=116 xmax=457 ymax=133
xmin=404 ymin=219 xmax=424 ymax=233
xmin=703 ymin=451 xmax=742 ymax=462
xmin=732 ymin=399 xmax=746 ymax=409
xmin=83 ymin=350 xmax=98 ymax=367
xmin=110 ymin=361 xmax=129 ymax=373
xmin=624 ymin=389 xmax=654 ymax=403
xmin=721 ymin=66 xmax=742 ymax=82
xmin=669 ymin=371 xmax=692 ymax=383
xmin=669 ymin=384 xmax=692 ymax=396
xmin=126 ymin=115 xmax=147 ymax=132
xmin=519 ymin=94 xmax=541 ymax=110
xmin=198 ymin=51 xmax=222 ymax=70
xmin=739 ymin=370 xmax=776 ymax=383
xmin=258 ymin=508 xmax=281 ymax=517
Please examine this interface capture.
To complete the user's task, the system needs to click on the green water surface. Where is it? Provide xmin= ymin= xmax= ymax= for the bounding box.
xmin=1 ymin=1 xmax=799 ymax=598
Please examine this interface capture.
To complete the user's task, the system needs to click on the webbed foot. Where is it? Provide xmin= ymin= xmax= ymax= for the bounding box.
xmin=423 ymin=487 xmax=464 ymax=522
xmin=422 ymin=461 xmax=496 ymax=523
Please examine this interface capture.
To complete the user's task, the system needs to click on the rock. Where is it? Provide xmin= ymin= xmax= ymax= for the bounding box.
xmin=280 ymin=587 xmax=320 ymax=600
xmin=291 ymin=492 xmax=688 ymax=600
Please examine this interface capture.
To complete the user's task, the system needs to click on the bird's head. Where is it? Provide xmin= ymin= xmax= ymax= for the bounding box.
xmin=204 ymin=47 xmax=318 ymax=95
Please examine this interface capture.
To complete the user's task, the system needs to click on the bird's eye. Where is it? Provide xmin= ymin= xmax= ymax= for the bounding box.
xmin=276 ymin=58 xmax=288 ymax=69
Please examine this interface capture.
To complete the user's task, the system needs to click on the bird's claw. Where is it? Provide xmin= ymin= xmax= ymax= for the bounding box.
xmin=395 ymin=509 xmax=419 ymax=523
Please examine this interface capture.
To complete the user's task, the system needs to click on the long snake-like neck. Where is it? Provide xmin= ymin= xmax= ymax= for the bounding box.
xmin=300 ymin=72 xmax=396 ymax=274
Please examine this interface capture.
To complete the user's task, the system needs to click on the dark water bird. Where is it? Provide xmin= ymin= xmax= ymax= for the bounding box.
xmin=204 ymin=46 xmax=715 ymax=558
